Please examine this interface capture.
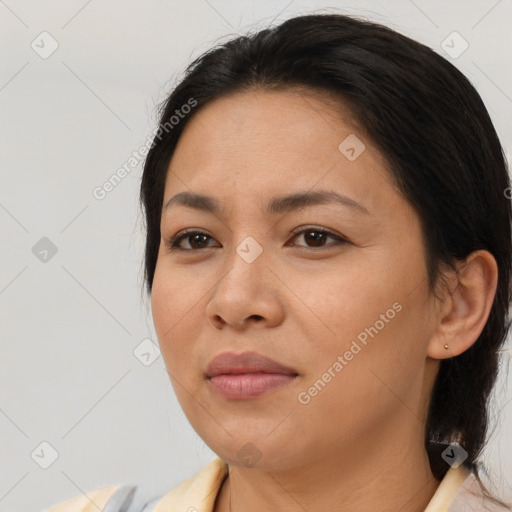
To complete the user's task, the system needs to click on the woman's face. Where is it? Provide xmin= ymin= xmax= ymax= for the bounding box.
xmin=151 ymin=88 xmax=441 ymax=470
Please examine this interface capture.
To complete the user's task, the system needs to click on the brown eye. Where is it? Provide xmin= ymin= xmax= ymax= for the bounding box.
xmin=302 ymin=230 xmax=328 ymax=247
xmin=167 ymin=231 xmax=217 ymax=251
xmin=166 ymin=227 xmax=348 ymax=252
xmin=290 ymin=227 xmax=348 ymax=248
xmin=185 ymin=233 xmax=211 ymax=249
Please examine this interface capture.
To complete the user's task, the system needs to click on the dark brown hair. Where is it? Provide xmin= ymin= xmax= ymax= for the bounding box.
xmin=139 ymin=12 xmax=512 ymax=507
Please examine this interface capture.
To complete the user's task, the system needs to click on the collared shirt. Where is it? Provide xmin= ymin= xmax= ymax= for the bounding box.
xmin=44 ymin=457 xmax=511 ymax=512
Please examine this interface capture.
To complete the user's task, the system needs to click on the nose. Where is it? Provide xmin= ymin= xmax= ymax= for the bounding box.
xmin=205 ymin=243 xmax=285 ymax=330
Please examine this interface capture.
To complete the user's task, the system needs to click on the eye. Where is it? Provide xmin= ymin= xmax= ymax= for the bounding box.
xmin=166 ymin=230 xmax=218 ymax=251
xmin=165 ymin=226 xmax=348 ymax=252
xmin=288 ymin=226 xmax=348 ymax=249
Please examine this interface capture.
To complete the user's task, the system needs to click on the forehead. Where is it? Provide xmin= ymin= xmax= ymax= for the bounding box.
xmin=172 ymin=87 xmax=360 ymax=161
xmin=162 ymin=88 xmax=399 ymax=218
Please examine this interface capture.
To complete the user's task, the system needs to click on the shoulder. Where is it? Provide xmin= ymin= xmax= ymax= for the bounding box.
xmin=41 ymin=458 xmax=229 ymax=512
xmin=449 ymin=471 xmax=512 ymax=511
xmin=43 ymin=484 xmax=141 ymax=512
xmin=149 ymin=457 xmax=228 ymax=512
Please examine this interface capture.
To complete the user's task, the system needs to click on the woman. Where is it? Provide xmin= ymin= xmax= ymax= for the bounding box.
xmin=45 ymin=11 xmax=512 ymax=512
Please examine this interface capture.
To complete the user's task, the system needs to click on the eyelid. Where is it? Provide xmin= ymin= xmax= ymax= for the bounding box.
xmin=289 ymin=225 xmax=346 ymax=240
xmin=166 ymin=228 xmax=219 ymax=251
xmin=165 ymin=225 xmax=349 ymax=252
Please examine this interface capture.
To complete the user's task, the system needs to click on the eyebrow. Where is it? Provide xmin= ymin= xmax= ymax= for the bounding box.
xmin=164 ymin=190 xmax=371 ymax=216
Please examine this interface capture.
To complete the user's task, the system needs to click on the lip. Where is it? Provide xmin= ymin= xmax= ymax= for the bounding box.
xmin=205 ymin=351 xmax=299 ymax=400
xmin=206 ymin=351 xmax=298 ymax=378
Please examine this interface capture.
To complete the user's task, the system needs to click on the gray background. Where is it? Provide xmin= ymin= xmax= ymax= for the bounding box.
xmin=1 ymin=1 xmax=511 ymax=511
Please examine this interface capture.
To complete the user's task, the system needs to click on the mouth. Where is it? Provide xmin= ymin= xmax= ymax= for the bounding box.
xmin=205 ymin=351 xmax=299 ymax=400
xmin=207 ymin=372 xmax=299 ymax=400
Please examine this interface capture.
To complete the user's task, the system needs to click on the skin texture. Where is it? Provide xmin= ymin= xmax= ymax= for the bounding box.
xmin=150 ymin=88 xmax=498 ymax=512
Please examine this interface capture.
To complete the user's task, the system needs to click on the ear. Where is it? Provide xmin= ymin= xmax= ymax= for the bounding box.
xmin=427 ymin=250 xmax=498 ymax=359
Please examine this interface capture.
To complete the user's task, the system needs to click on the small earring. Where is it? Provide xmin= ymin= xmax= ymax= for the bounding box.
xmin=444 ymin=344 xmax=449 ymax=350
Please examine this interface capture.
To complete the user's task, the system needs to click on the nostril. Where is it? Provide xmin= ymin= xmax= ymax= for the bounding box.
xmin=214 ymin=315 xmax=223 ymax=323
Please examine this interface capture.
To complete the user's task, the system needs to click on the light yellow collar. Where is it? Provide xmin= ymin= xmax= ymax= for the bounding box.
xmin=152 ymin=457 xmax=228 ymax=512
xmin=152 ymin=457 xmax=471 ymax=512
xmin=424 ymin=464 xmax=472 ymax=511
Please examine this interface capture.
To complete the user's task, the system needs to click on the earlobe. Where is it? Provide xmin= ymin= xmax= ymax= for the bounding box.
xmin=426 ymin=250 xmax=498 ymax=360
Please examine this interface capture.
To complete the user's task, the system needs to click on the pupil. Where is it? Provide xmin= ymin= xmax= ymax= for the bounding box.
xmin=191 ymin=234 xmax=208 ymax=248
xmin=305 ymin=231 xmax=324 ymax=246
xmin=187 ymin=231 xmax=326 ymax=249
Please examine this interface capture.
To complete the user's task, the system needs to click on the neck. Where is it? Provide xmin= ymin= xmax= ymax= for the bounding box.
xmin=214 ymin=427 xmax=441 ymax=512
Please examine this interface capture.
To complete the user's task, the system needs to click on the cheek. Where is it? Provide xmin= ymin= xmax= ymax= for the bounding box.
xmin=288 ymin=265 xmax=390 ymax=346
xmin=150 ymin=264 xmax=172 ymax=338
xmin=151 ymin=263 xmax=189 ymax=358
xmin=152 ymin=260 xmax=197 ymax=330
xmin=150 ymin=261 xmax=208 ymax=370
xmin=292 ymin=263 xmax=428 ymax=403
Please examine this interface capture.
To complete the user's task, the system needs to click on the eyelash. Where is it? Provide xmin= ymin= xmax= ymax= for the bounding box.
xmin=165 ymin=226 xmax=348 ymax=252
